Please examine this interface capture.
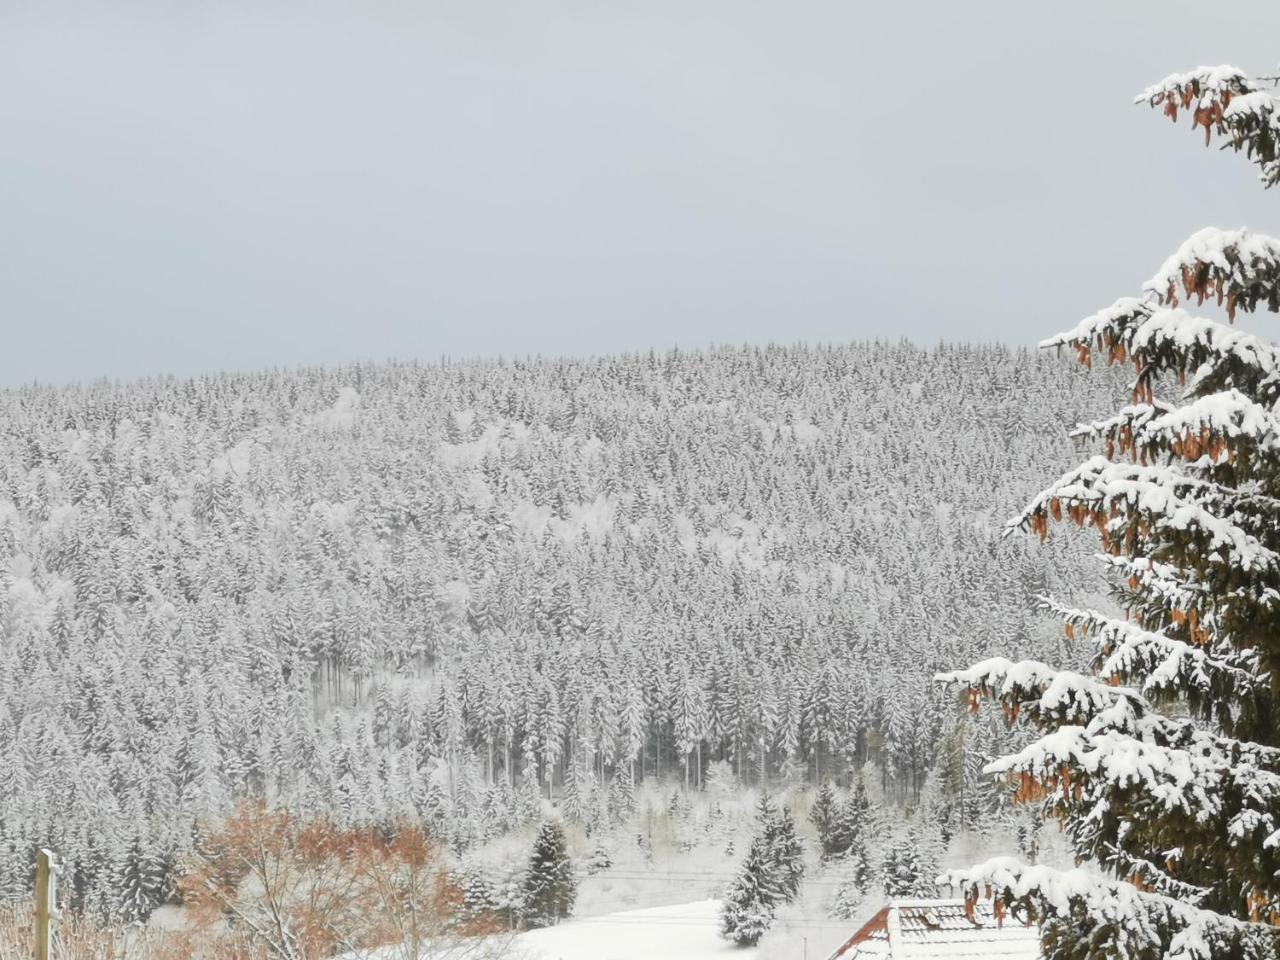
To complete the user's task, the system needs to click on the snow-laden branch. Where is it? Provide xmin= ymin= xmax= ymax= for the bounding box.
xmin=1129 ymin=308 xmax=1280 ymax=380
xmin=1136 ymin=65 xmax=1255 ymax=105
xmin=1069 ymin=400 xmax=1235 ymax=467
xmin=1098 ymin=555 xmax=1206 ymax=611
xmin=984 ymin=721 xmax=1280 ymax=827
xmin=1043 ymin=301 xmax=1280 ymax=401
xmin=1137 ymin=65 xmax=1280 ymax=190
xmin=937 ymin=656 xmax=1280 ymax=775
xmin=1041 ymin=298 xmax=1152 ymax=353
xmin=940 ymin=656 xmax=1280 ymax=906
xmin=943 ymin=857 xmax=1280 ymax=960
xmin=1040 ymin=600 xmax=1263 ymax=701
xmin=1071 ymin=401 xmax=1176 ymax=446
xmin=937 ymin=656 xmax=1144 ymax=729
xmin=1135 ymin=390 xmax=1280 ymax=459
xmin=1012 ymin=456 xmax=1276 ymax=573
xmin=1145 ymin=228 xmax=1280 ymax=315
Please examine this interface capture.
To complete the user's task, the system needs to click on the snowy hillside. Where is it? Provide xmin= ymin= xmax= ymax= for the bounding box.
xmin=0 ymin=342 xmax=1119 ymax=917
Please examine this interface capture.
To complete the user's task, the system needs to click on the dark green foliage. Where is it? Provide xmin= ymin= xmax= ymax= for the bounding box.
xmin=457 ymin=865 xmax=501 ymax=928
xmin=719 ymin=834 xmax=780 ymax=947
xmin=809 ymin=781 xmax=837 ymax=845
xmin=113 ymin=834 xmax=169 ymax=924
xmin=522 ymin=821 xmax=576 ymax=928
xmin=815 ymin=779 xmax=872 ymax=864
xmin=764 ymin=807 xmax=805 ymax=903
xmin=720 ymin=793 xmax=807 ymax=947
xmin=881 ymin=827 xmax=935 ymax=899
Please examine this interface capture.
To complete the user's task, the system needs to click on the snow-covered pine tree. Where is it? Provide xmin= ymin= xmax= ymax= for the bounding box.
xmin=825 ymin=779 xmax=872 ymax=863
xmin=765 ymin=806 xmax=805 ymax=903
xmin=113 ymin=832 xmax=168 ymax=924
xmin=809 ymin=781 xmax=838 ymax=856
xmin=831 ymin=846 xmax=871 ymax=920
xmin=881 ymin=830 xmax=928 ymax=899
xmin=584 ymin=840 xmax=612 ymax=875
xmin=455 ymin=864 xmax=502 ymax=929
xmin=940 ymin=65 xmax=1280 ymax=959
xmin=521 ymin=821 xmax=576 ymax=928
xmin=719 ymin=833 xmax=780 ymax=947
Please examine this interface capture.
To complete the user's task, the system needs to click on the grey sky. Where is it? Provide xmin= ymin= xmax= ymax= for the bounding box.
xmin=2 ymin=1 xmax=1277 ymax=387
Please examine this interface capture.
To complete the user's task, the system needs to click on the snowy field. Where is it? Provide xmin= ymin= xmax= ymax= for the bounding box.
xmin=517 ymin=899 xmax=856 ymax=960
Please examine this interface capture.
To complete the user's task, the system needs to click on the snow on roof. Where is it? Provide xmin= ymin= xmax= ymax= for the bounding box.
xmin=827 ymin=899 xmax=1041 ymax=960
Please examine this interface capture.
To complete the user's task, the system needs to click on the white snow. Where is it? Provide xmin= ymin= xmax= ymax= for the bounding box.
xmin=1016 ymin=456 xmax=1276 ymax=572
xmin=516 ymin=900 xmax=739 ymax=960
xmin=312 ymin=386 xmax=361 ymax=431
xmin=1134 ymin=65 xmax=1251 ymax=104
xmin=1144 ymin=228 xmax=1280 ymax=307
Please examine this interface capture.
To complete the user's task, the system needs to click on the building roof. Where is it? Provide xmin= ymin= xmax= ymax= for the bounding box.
xmin=827 ymin=898 xmax=1041 ymax=960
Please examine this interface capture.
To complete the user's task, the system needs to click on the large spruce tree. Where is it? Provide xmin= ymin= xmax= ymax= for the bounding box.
xmin=941 ymin=65 xmax=1280 ymax=959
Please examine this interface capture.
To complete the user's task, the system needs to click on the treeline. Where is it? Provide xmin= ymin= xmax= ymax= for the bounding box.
xmin=0 ymin=342 xmax=1115 ymax=917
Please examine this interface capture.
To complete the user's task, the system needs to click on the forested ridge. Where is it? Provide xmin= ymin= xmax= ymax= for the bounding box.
xmin=0 ymin=341 xmax=1116 ymax=917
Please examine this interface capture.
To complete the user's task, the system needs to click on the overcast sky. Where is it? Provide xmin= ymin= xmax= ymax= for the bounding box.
xmin=2 ymin=1 xmax=1277 ymax=386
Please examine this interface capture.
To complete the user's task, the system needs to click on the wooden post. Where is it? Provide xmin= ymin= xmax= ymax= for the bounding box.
xmin=35 ymin=849 xmax=56 ymax=960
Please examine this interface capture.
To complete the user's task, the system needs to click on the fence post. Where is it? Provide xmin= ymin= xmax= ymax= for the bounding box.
xmin=35 ymin=849 xmax=56 ymax=960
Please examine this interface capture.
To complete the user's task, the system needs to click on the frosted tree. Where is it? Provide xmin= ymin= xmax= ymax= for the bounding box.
xmin=940 ymin=65 xmax=1280 ymax=960
xmin=881 ymin=828 xmax=934 ymax=899
xmin=823 ymin=780 xmax=872 ymax=864
xmin=809 ymin=781 xmax=838 ymax=856
xmin=521 ymin=821 xmax=576 ymax=929
xmin=719 ymin=834 xmax=780 ymax=947
xmin=112 ymin=833 xmax=168 ymax=925
xmin=764 ymin=806 xmax=805 ymax=903
xmin=831 ymin=844 xmax=872 ymax=920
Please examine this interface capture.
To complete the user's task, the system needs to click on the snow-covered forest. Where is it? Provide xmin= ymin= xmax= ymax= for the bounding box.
xmin=0 ymin=342 xmax=1118 ymax=919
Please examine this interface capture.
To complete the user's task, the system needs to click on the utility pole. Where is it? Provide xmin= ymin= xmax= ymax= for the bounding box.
xmin=35 ymin=849 xmax=57 ymax=960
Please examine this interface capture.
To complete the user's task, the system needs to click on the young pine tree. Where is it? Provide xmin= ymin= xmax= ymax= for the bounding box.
xmin=831 ymin=844 xmax=872 ymax=920
xmin=764 ymin=807 xmax=805 ymax=904
xmin=113 ymin=833 xmax=168 ymax=924
xmin=941 ymin=65 xmax=1280 ymax=959
xmin=809 ymin=781 xmax=838 ymax=856
xmin=881 ymin=829 xmax=931 ymax=899
xmin=825 ymin=780 xmax=871 ymax=863
xmin=522 ymin=821 xmax=576 ymax=929
xmin=719 ymin=834 xmax=781 ymax=947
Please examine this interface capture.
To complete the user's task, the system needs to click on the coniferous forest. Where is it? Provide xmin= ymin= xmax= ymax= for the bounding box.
xmin=0 ymin=342 xmax=1118 ymax=919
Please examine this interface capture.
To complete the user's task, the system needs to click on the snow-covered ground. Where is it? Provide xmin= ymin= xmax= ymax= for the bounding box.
xmin=517 ymin=899 xmax=855 ymax=960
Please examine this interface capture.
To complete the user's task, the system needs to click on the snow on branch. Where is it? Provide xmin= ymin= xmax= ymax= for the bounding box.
xmin=1042 ymin=302 xmax=1280 ymax=401
xmin=1099 ymin=555 xmax=1209 ymax=614
xmin=1040 ymin=600 xmax=1262 ymax=702
xmin=1077 ymin=390 xmax=1280 ymax=475
xmin=943 ymin=858 xmax=1280 ymax=960
xmin=1071 ymin=401 xmax=1176 ymax=444
xmin=1129 ymin=308 xmax=1280 ymax=389
xmin=942 ymin=654 xmax=1280 ymax=884
xmin=1040 ymin=298 xmax=1152 ymax=361
xmin=1134 ymin=390 xmax=1280 ymax=461
xmin=1145 ymin=228 xmax=1280 ymax=316
xmin=983 ymin=719 xmax=1280 ymax=822
xmin=1137 ymin=65 xmax=1280 ymax=189
xmin=936 ymin=656 xmax=1144 ymax=731
xmin=1136 ymin=65 xmax=1255 ymax=105
xmin=1071 ymin=401 xmax=1180 ymax=463
xmin=1012 ymin=456 xmax=1276 ymax=573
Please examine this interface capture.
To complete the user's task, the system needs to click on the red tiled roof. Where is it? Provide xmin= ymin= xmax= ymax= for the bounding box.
xmin=828 ymin=899 xmax=1041 ymax=959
